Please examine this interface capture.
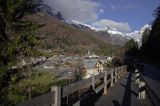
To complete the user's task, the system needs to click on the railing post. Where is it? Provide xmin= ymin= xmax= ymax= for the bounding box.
xmin=135 ymin=68 xmax=138 ymax=74
xmin=103 ymin=71 xmax=108 ymax=95
xmin=117 ymin=67 xmax=120 ymax=79
xmin=135 ymin=69 xmax=140 ymax=84
xmin=115 ymin=68 xmax=118 ymax=82
xmin=92 ymin=75 xmax=95 ymax=90
xmin=138 ymin=81 xmax=146 ymax=99
xmin=120 ymin=67 xmax=122 ymax=77
xmin=111 ymin=69 xmax=114 ymax=87
xmin=51 ymin=86 xmax=61 ymax=106
xmin=121 ymin=66 xmax=125 ymax=76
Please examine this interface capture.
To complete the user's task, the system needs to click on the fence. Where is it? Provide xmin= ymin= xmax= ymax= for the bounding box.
xmin=17 ymin=65 xmax=127 ymax=106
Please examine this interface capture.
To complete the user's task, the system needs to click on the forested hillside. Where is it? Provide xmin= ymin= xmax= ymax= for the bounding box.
xmin=25 ymin=12 xmax=119 ymax=55
xmin=123 ymin=5 xmax=160 ymax=64
xmin=140 ymin=6 xmax=160 ymax=63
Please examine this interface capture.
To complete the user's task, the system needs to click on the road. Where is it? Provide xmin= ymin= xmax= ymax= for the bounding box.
xmin=140 ymin=63 xmax=160 ymax=105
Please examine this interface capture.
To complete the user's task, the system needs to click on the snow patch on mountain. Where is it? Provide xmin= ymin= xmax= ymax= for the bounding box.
xmin=125 ymin=24 xmax=151 ymax=47
xmin=69 ymin=20 xmax=151 ymax=47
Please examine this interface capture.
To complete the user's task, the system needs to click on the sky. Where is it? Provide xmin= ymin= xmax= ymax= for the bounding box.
xmin=42 ymin=0 xmax=160 ymax=33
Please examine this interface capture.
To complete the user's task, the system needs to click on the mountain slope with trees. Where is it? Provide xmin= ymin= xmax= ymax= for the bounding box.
xmin=26 ymin=12 xmax=119 ymax=55
xmin=140 ymin=6 xmax=160 ymax=63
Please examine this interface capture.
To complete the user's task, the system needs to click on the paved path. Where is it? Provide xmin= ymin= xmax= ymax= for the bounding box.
xmin=95 ymin=72 xmax=153 ymax=106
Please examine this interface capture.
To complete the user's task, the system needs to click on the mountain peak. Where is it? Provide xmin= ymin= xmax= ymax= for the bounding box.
xmin=125 ymin=24 xmax=151 ymax=47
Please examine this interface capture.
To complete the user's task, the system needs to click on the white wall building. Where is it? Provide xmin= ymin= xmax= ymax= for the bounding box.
xmin=82 ymin=59 xmax=104 ymax=79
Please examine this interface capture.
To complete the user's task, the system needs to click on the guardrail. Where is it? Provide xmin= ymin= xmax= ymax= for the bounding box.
xmin=17 ymin=65 xmax=127 ymax=106
xmin=135 ymin=64 xmax=160 ymax=106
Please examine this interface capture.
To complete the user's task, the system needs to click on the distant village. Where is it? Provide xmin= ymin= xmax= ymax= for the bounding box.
xmin=12 ymin=51 xmax=113 ymax=80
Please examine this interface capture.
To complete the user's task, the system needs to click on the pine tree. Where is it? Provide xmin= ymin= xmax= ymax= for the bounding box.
xmin=0 ymin=0 xmax=39 ymax=105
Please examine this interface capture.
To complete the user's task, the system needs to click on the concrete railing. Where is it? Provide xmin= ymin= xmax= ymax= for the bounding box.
xmin=17 ymin=65 xmax=127 ymax=106
xmin=135 ymin=64 xmax=160 ymax=106
xmin=134 ymin=68 xmax=146 ymax=99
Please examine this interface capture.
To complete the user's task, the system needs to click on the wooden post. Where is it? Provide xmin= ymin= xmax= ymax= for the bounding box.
xmin=138 ymin=81 xmax=146 ymax=99
xmin=117 ymin=68 xmax=120 ymax=79
xmin=92 ymin=75 xmax=95 ymax=90
xmin=120 ymin=67 xmax=123 ymax=77
xmin=103 ymin=71 xmax=108 ymax=95
xmin=121 ymin=67 xmax=125 ymax=76
xmin=51 ymin=86 xmax=61 ymax=106
xmin=111 ymin=69 xmax=114 ymax=87
xmin=123 ymin=66 xmax=126 ymax=75
xmin=115 ymin=68 xmax=118 ymax=82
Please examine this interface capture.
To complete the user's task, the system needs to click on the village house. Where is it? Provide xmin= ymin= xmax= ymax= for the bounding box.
xmin=82 ymin=58 xmax=104 ymax=79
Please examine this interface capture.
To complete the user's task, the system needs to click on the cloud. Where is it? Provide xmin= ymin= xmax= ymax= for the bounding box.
xmin=92 ymin=19 xmax=131 ymax=32
xmin=99 ymin=9 xmax=104 ymax=14
xmin=110 ymin=4 xmax=138 ymax=10
xmin=124 ymin=4 xmax=139 ymax=9
xmin=42 ymin=0 xmax=132 ymax=32
xmin=110 ymin=4 xmax=121 ymax=10
xmin=42 ymin=0 xmax=100 ymax=23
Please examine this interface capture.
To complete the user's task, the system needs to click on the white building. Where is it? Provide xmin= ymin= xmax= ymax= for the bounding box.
xmin=82 ymin=59 xmax=104 ymax=79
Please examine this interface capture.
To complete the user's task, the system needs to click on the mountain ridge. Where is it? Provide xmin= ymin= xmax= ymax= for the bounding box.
xmin=37 ymin=1 xmax=151 ymax=47
xmin=69 ymin=20 xmax=151 ymax=47
xmin=25 ymin=12 xmax=120 ymax=55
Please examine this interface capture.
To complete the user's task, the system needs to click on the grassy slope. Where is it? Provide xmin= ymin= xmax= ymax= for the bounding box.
xmin=7 ymin=70 xmax=68 ymax=105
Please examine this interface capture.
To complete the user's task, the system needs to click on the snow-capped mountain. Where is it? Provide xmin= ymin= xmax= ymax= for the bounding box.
xmin=69 ymin=20 xmax=130 ymax=45
xmin=125 ymin=24 xmax=151 ymax=47
xmin=69 ymin=20 xmax=151 ymax=46
xmin=104 ymin=24 xmax=151 ymax=47
xmin=38 ymin=2 xmax=151 ymax=46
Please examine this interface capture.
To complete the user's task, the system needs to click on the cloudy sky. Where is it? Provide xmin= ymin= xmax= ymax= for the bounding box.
xmin=42 ymin=0 xmax=159 ymax=32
